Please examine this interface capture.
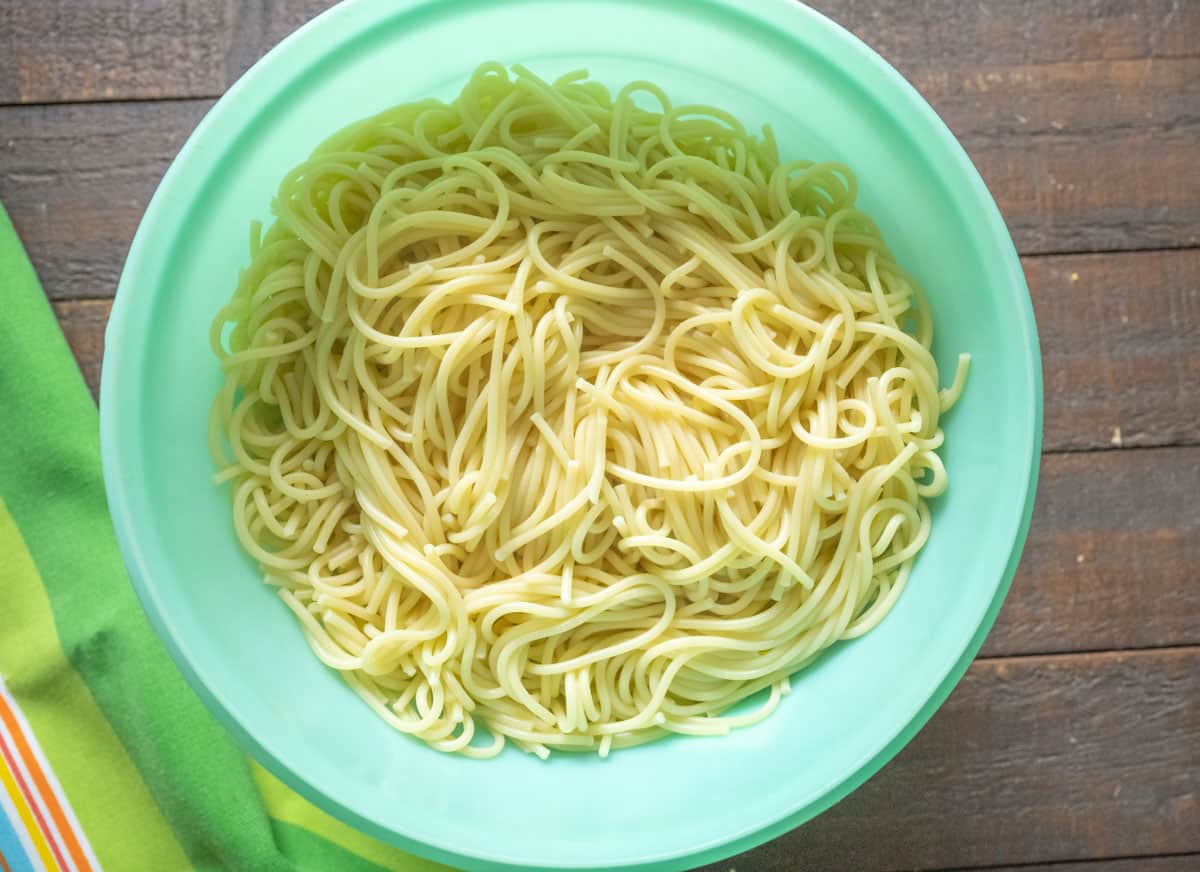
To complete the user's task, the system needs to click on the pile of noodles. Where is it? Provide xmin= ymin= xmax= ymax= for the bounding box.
xmin=210 ymin=63 xmax=967 ymax=758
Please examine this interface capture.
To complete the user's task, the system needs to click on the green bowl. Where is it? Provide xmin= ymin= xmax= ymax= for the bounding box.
xmin=101 ymin=1 xmax=1042 ymax=869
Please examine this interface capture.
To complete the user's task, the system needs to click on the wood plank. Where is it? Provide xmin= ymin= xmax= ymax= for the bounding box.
xmin=0 ymin=100 xmax=212 ymax=302
xmin=1 ymin=4 xmax=1196 ymax=255
xmin=50 ymin=296 xmax=1200 ymax=659
xmin=696 ymin=648 xmax=1200 ymax=872
xmin=945 ymin=856 xmax=1200 ymax=872
xmin=52 ymin=298 xmax=110 ymax=400
xmin=983 ymin=445 xmax=1200 ymax=656
xmin=813 ymin=0 xmax=1200 ymax=67
xmin=5 ymin=1 xmax=1195 ymax=105
xmin=0 ymin=1 xmax=236 ymax=104
xmin=1031 ymin=249 xmax=1200 ymax=452
xmin=913 ymin=58 xmax=1200 ymax=253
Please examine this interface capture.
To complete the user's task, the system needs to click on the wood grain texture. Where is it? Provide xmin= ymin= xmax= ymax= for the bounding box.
xmin=0 ymin=1 xmax=235 ymax=104
xmin=948 ymin=856 xmax=1200 ymax=872
xmin=5 ymin=0 xmax=1196 ymax=105
xmin=50 ymin=297 xmax=1200 ymax=659
xmin=0 ymin=100 xmax=212 ymax=300
xmin=1032 ymin=249 xmax=1200 ymax=452
xmin=811 ymin=0 xmax=1200 ymax=66
xmin=696 ymin=648 xmax=1199 ymax=872
xmin=912 ymin=57 xmax=1200 ymax=253
xmin=51 ymin=298 xmax=110 ymax=398
xmin=983 ymin=446 xmax=1200 ymax=656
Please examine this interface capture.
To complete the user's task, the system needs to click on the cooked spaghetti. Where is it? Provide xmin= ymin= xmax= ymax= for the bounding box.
xmin=209 ymin=63 xmax=968 ymax=758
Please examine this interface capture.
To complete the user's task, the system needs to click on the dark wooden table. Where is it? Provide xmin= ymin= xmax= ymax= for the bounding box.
xmin=3 ymin=2 xmax=1197 ymax=870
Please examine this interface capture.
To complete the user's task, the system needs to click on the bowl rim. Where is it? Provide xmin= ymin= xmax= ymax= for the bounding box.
xmin=100 ymin=0 xmax=1043 ymax=869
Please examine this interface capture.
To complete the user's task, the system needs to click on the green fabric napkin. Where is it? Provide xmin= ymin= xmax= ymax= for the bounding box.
xmin=0 ymin=202 xmax=450 ymax=872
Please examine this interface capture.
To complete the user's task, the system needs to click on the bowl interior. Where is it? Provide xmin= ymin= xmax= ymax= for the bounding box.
xmin=102 ymin=1 xmax=1040 ymax=869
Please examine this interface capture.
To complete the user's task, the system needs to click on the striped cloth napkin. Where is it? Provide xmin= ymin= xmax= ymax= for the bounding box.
xmin=0 ymin=202 xmax=450 ymax=872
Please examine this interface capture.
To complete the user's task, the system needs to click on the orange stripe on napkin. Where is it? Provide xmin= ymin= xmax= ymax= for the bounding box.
xmin=0 ymin=735 xmax=59 ymax=871
xmin=0 ymin=689 xmax=93 ymax=871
